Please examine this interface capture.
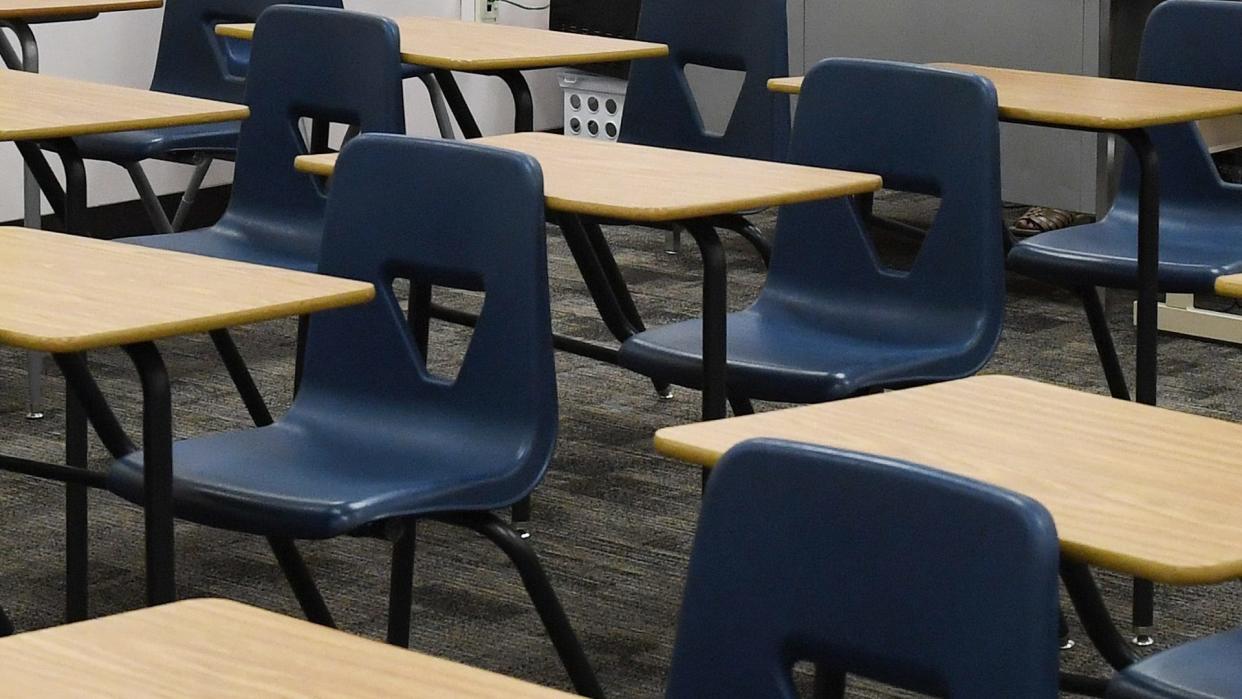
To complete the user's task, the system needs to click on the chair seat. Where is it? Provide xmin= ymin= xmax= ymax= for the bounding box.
xmin=1007 ymin=215 xmax=1242 ymax=294
xmin=122 ymin=227 xmax=317 ymax=272
xmin=618 ymin=308 xmax=979 ymax=403
xmin=108 ymin=414 xmax=538 ymax=540
xmin=67 ymin=121 xmax=242 ymax=163
xmin=1108 ymin=628 xmax=1242 ymax=699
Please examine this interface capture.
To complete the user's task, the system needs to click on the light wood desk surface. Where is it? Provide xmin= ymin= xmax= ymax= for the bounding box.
xmin=656 ymin=375 xmax=1242 ymax=585
xmin=0 ymin=227 xmax=374 ymax=352
xmin=0 ymin=598 xmax=575 ymax=697
xmin=0 ymin=0 xmax=158 ymax=19
xmin=769 ymin=64 xmax=1242 ymax=130
xmin=0 ymin=69 xmax=249 ymax=142
xmin=296 ymin=132 xmax=882 ymax=222
xmin=1214 ymin=274 xmax=1242 ymax=298
xmin=216 ymin=16 xmax=668 ymax=72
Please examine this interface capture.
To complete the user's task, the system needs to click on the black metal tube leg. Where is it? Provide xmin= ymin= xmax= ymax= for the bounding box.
xmin=495 ymin=70 xmax=534 ymax=133
xmin=14 ymin=141 xmax=67 ymax=225
xmin=268 ymin=537 xmax=335 ymax=627
xmin=712 ymin=214 xmax=772 ymax=268
xmin=1132 ymin=578 xmax=1154 ymax=646
xmin=1076 ymin=286 xmax=1131 ymax=401
xmin=209 ymin=329 xmax=273 ymax=427
xmin=1120 ymin=129 xmax=1160 ymax=408
xmin=1119 ymin=129 xmax=1161 ymax=643
xmin=1060 ymin=559 xmax=1139 ymax=670
xmin=122 ymin=342 xmax=176 ymax=606
xmin=59 ymin=140 xmax=89 ymax=235
xmin=0 ymin=606 xmax=12 ymax=637
xmin=557 ymin=213 xmax=639 ymax=342
xmin=0 ymin=31 xmax=20 ymax=69
xmin=432 ymin=70 xmax=482 ymax=139
xmin=581 ymin=220 xmax=646 ymax=332
xmin=65 ymin=386 xmax=89 ymax=622
xmin=386 ymin=520 xmax=417 ymax=647
xmin=53 ymin=353 xmax=136 ymax=459
xmin=465 ymin=513 xmax=604 ymax=698
xmin=408 ymin=282 xmax=432 ymax=358
xmin=683 ymin=221 xmax=728 ymax=421
xmin=294 ymin=315 xmax=309 ymax=396
xmin=309 ymin=119 xmax=330 ymax=154
xmin=728 ymin=394 xmax=754 ymax=416
xmin=512 ymin=496 xmax=532 ymax=525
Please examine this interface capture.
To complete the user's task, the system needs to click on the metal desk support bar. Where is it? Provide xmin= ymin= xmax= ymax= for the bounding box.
xmin=1010 ymin=120 xmax=1160 ymax=642
xmin=430 ymin=68 xmax=533 ymax=138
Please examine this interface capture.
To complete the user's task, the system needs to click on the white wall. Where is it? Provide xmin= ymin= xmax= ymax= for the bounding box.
xmin=0 ymin=0 xmax=562 ymax=223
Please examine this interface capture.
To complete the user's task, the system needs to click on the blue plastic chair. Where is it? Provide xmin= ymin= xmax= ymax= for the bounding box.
xmin=618 ymin=59 xmax=1005 ymax=405
xmin=56 ymin=0 xmax=444 ymax=234
xmin=612 ymin=0 xmax=790 ymax=262
xmin=53 ymin=0 xmax=340 ymax=234
xmin=1008 ymin=0 xmax=1242 ymax=396
xmin=620 ymin=0 xmax=789 ymax=161
xmin=105 ymin=133 xmax=601 ymax=697
xmin=1108 ymin=628 xmax=1242 ymax=698
xmin=119 ymin=5 xmax=406 ymax=272
xmin=666 ymin=439 xmax=1060 ymax=698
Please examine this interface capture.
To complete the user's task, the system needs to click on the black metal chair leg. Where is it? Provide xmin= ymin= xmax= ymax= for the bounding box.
xmin=713 ymin=214 xmax=772 ymax=268
xmin=408 ymin=282 xmax=432 ymax=358
xmin=463 ymin=513 xmax=604 ymax=698
xmin=581 ymin=219 xmax=646 ymax=332
xmin=1076 ymin=286 xmax=1131 ymax=401
xmin=65 ymin=388 xmax=89 ymax=622
xmin=1076 ymin=286 xmax=1153 ymax=639
xmin=386 ymin=519 xmax=417 ymax=647
xmin=209 ymin=329 xmax=273 ymax=427
xmin=1060 ymin=559 xmax=1140 ymax=671
xmin=294 ymin=315 xmax=309 ymax=395
xmin=268 ymin=537 xmax=335 ymax=628
xmin=1132 ymin=578 xmax=1154 ymax=646
xmin=0 ymin=606 xmax=12 ymax=637
xmin=512 ymin=496 xmax=532 ymax=525
xmin=728 ymin=394 xmax=754 ymax=416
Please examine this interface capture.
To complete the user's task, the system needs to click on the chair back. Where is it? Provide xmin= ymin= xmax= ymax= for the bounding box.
xmin=149 ymin=0 xmax=341 ymax=101
xmin=217 ymin=5 xmax=405 ymax=266
xmin=758 ymin=58 xmax=1004 ymax=378
xmin=296 ymin=134 xmax=557 ymax=504
xmin=619 ymin=0 xmax=790 ymax=160
xmin=1109 ymin=0 xmax=1242 ymax=216
xmin=666 ymin=439 xmax=1060 ymax=698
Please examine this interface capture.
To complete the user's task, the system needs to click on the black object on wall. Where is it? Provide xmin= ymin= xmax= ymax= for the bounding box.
xmin=550 ymin=0 xmax=642 ymax=79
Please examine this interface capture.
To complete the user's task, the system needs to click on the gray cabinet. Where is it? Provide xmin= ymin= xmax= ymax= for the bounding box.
xmin=801 ymin=0 xmax=1111 ymax=211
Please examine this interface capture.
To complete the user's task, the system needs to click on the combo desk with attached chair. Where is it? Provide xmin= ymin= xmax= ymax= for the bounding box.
xmin=655 ymin=374 xmax=1242 ymax=696
xmin=0 ymin=227 xmax=373 ymax=621
xmin=295 ymin=132 xmax=882 ymax=424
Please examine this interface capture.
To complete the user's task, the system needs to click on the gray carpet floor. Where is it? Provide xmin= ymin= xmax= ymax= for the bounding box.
xmin=1 ymin=193 xmax=1240 ymax=696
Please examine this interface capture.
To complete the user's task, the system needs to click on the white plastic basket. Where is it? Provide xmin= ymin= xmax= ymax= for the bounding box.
xmin=558 ymin=70 xmax=627 ymax=141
